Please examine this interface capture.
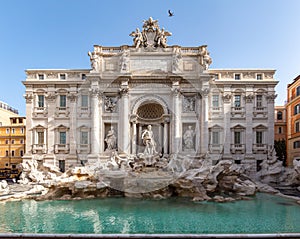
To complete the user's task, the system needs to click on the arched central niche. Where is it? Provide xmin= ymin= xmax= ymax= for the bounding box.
xmin=131 ymin=96 xmax=170 ymax=156
xmin=137 ymin=103 xmax=164 ymax=120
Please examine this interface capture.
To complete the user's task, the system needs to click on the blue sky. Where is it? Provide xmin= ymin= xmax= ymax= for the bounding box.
xmin=1 ymin=0 xmax=300 ymax=116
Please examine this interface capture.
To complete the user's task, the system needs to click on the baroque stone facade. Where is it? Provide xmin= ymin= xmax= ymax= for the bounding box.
xmin=22 ymin=18 xmax=278 ymax=176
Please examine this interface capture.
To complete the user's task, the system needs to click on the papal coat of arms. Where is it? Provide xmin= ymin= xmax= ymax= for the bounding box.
xmin=129 ymin=17 xmax=172 ymax=49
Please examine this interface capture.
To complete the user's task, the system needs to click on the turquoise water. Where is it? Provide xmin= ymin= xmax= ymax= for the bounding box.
xmin=0 ymin=193 xmax=299 ymax=234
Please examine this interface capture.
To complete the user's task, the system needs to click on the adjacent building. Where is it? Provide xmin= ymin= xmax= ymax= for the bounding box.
xmin=22 ymin=18 xmax=278 ymax=176
xmin=0 ymin=101 xmax=25 ymax=177
xmin=286 ymin=75 xmax=300 ymax=166
xmin=274 ymin=106 xmax=287 ymax=141
xmin=0 ymin=101 xmax=19 ymax=126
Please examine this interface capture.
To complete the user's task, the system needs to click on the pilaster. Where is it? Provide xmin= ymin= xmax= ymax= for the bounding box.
xmin=222 ymin=92 xmax=232 ymax=157
xmin=245 ymin=90 xmax=254 ymax=157
xmin=24 ymin=92 xmax=33 ymax=157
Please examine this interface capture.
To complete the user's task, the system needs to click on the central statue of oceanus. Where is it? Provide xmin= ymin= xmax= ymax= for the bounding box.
xmin=129 ymin=17 xmax=172 ymax=48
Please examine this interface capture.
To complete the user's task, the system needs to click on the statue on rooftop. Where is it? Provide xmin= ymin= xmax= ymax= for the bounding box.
xmin=130 ymin=17 xmax=172 ymax=48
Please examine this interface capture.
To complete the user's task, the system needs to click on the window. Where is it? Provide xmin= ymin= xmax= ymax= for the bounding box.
xmin=11 ymin=150 xmax=15 ymax=157
xmin=278 ymin=127 xmax=282 ymax=134
xmin=294 ymin=104 xmax=300 ymax=115
xmin=82 ymin=74 xmax=86 ymax=80
xmin=12 ymin=128 xmax=15 ymax=134
xmin=214 ymin=74 xmax=219 ymax=80
xmin=38 ymin=95 xmax=44 ymax=108
xmin=297 ymin=86 xmax=300 ymax=97
xmin=5 ymin=140 xmax=8 ymax=144
xmin=60 ymin=74 xmax=66 ymax=80
xmin=256 ymin=95 xmax=263 ymax=107
xmin=20 ymin=150 xmax=24 ymax=157
xmin=12 ymin=118 xmax=17 ymax=124
xmin=20 ymin=139 xmax=24 ymax=144
xmin=212 ymin=95 xmax=219 ymax=108
xmin=296 ymin=121 xmax=300 ymax=133
xmin=80 ymin=131 xmax=89 ymax=145
xmin=6 ymin=128 xmax=9 ymax=134
xmin=257 ymin=74 xmax=262 ymax=80
xmin=5 ymin=150 xmax=9 ymax=156
xmin=234 ymin=95 xmax=241 ymax=107
xmin=37 ymin=131 xmax=44 ymax=145
xmin=294 ymin=141 xmax=300 ymax=149
xmin=234 ymin=74 xmax=241 ymax=80
xmin=81 ymin=95 xmax=89 ymax=107
xmin=11 ymin=139 xmax=14 ymax=144
xmin=256 ymin=131 xmax=263 ymax=144
xmin=212 ymin=131 xmax=219 ymax=145
xmin=277 ymin=111 xmax=283 ymax=120
xmin=21 ymin=128 xmax=24 ymax=134
xmin=60 ymin=95 xmax=67 ymax=108
xmin=59 ymin=132 xmax=66 ymax=145
xmin=234 ymin=131 xmax=241 ymax=144
xmin=38 ymin=74 xmax=44 ymax=80
xmin=19 ymin=118 xmax=23 ymax=123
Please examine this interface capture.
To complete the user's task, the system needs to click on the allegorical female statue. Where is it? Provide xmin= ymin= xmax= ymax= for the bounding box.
xmin=105 ymin=126 xmax=117 ymax=151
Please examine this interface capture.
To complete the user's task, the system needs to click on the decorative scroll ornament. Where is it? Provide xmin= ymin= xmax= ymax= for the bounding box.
xmin=129 ymin=17 xmax=172 ymax=48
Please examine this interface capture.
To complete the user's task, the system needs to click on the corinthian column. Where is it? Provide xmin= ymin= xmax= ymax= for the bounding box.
xmin=91 ymin=89 xmax=100 ymax=155
xmin=171 ymin=80 xmax=181 ymax=154
xmin=119 ymin=79 xmax=130 ymax=154
xmin=201 ymin=88 xmax=209 ymax=154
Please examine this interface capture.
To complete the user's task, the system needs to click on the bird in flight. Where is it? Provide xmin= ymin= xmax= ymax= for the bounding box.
xmin=168 ymin=10 xmax=174 ymax=17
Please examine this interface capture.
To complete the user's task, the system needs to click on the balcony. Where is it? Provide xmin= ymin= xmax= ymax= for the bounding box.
xmin=78 ymin=107 xmax=91 ymax=118
xmin=32 ymin=144 xmax=47 ymax=154
xmin=230 ymin=144 xmax=245 ymax=154
xmin=209 ymin=144 xmax=223 ymax=154
xmin=231 ymin=107 xmax=245 ymax=118
xmin=33 ymin=107 xmax=48 ymax=118
xmin=76 ymin=144 xmax=90 ymax=154
xmin=253 ymin=107 xmax=267 ymax=118
xmin=252 ymin=144 xmax=268 ymax=154
xmin=54 ymin=144 xmax=70 ymax=154
xmin=55 ymin=107 xmax=70 ymax=118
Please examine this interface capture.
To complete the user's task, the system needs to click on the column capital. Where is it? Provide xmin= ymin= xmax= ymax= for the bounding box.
xmin=222 ymin=93 xmax=232 ymax=103
xmin=67 ymin=92 xmax=78 ymax=102
xmin=45 ymin=92 xmax=56 ymax=102
xmin=24 ymin=93 xmax=33 ymax=103
xmin=130 ymin=114 xmax=138 ymax=123
xmin=266 ymin=93 xmax=277 ymax=103
xmin=90 ymin=88 xmax=103 ymax=98
xmin=244 ymin=94 xmax=254 ymax=103
xmin=171 ymin=87 xmax=181 ymax=97
xmin=201 ymin=88 xmax=210 ymax=97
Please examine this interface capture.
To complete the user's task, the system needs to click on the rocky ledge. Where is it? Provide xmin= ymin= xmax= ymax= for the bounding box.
xmin=0 ymin=154 xmax=299 ymax=203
